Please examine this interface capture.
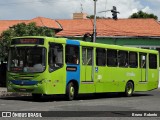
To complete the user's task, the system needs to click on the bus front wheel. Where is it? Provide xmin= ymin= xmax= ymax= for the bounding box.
xmin=66 ymin=82 xmax=76 ymax=101
xmin=125 ymin=81 xmax=134 ymax=97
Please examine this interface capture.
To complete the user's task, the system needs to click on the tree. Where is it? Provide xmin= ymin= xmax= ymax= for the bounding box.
xmin=0 ymin=22 xmax=55 ymax=60
xmin=87 ymin=15 xmax=106 ymax=19
xmin=129 ymin=11 xmax=158 ymax=20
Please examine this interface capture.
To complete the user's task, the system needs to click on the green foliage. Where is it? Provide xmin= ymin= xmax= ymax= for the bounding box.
xmin=87 ymin=15 xmax=105 ymax=19
xmin=129 ymin=11 xmax=158 ymax=20
xmin=0 ymin=22 xmax=55 ymax=60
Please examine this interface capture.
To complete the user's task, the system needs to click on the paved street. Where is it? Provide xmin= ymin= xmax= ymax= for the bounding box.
xmin=0 ymin=89 xmax=160 ymax=120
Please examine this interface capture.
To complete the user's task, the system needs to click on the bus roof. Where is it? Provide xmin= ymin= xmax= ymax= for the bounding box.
xmin=79 ymin=39 xmax=158 ymax=54
xmin=12 ymin=36 xmax=158 ymax=54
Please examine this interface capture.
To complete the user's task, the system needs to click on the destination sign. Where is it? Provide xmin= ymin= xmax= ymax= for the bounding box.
xmin=11 ymin=38 xmax=44 ymax=45
xmin=66 ymin=66 xmax=77 ymax=71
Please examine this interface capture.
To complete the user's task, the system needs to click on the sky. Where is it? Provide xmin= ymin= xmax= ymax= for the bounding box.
xmin=0 ymin=0 xmax=160 ymax=20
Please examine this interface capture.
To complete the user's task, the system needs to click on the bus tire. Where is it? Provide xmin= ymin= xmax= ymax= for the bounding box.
xmin=125 ymin=81 xmax=134 ymax=97
xmin=32 ymin=93 xmax=42 ymax=100
xmin=66 ymin=82 xmax=76 ymax=101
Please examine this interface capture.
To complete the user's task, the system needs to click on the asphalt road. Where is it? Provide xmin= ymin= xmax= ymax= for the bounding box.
xmin=0 ymin=89 xmax=160 ymax=120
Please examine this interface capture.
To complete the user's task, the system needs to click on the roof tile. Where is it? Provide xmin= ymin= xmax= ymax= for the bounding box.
xmin=56 ymin=19 xmax=160 ymax=37
xmin=0 ymin=17 xmax=62 ymax=34
xmin=0 ymin=17 xmax=160 ymax=37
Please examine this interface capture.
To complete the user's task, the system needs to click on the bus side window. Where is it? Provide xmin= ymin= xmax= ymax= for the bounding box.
xmin=118 ymin=50 xmax=128 ymax=67
xmin=129 ymin=52 xmax=138 ymax=68
xmin=107 ymin=49 xmax=117 ymax=67
xmin=96 ymin=48 xmax=106 ymax=66
xmin=65 ymin=45 xmax=79 ymax=64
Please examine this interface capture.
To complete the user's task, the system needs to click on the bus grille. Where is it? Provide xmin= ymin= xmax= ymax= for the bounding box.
xmin=11 ymin=80 xmax=38 ymax=86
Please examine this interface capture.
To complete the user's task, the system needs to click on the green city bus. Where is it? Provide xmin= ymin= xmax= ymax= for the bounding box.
xmin=7 ymin=36 xmax=159 ymax=100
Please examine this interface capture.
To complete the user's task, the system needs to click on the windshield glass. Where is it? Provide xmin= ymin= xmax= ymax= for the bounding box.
xmin=8 ymin=46 xmax=46 ymax=73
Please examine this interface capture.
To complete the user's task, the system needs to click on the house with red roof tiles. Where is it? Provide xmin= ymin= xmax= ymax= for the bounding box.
xmin=1 ymin=16 xmax=160 ymax=50
xmin=56 ymin=19 xmax=160 ymax=37
xmin=56 ymin=18 xmax=160 ymax=51
xmin=0 ymin=17 xmax=62 ymax=35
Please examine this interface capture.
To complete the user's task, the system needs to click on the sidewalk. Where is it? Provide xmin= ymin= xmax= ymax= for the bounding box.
xmin=0 ymin=87 xmax=31 ymax=97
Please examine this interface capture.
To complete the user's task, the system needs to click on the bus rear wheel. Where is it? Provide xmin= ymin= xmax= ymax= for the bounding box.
xmin=66 ymin=82 xmax=76 ymax=101
xmin=125 ymin=81 xmax=134 ymax=97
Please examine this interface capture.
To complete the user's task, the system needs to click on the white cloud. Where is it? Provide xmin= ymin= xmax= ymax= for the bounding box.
xmin=0 ymin=0 xmax=159 ymax=20
xmin=131 ymin=8 xmax=138 ymax=14
xmin=142 ymin=6 xmax=152 ymax=13
xmin=94 ymin=0 xmax=143 ymax=18
xmin=143 ymin=0 xmax=160 ymax=19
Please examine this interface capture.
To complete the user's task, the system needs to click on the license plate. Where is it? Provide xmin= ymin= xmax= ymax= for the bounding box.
xmin=19 ymin=88 xmax=27 ymax=91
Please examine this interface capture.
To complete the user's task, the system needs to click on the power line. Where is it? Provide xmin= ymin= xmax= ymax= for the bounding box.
xmin=105 ymin=0 xmax=107 ymax=18
xmin=80 ymin=3 xmax=83 ymax=13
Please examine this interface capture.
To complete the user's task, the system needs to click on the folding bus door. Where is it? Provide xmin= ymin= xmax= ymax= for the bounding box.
xmin=139 ymin=53 xmax=148 ymax=82
xmin=81 ymin=47 xmax=93 ymax=82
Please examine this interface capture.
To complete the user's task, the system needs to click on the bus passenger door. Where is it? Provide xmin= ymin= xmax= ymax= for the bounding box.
xmin=140 ymin=53 xmax=147 ymax=82
xmin=81 ymin=47 xmax=93 ymax=82
xmin=65 ymin=44 xmax=80 ymax=85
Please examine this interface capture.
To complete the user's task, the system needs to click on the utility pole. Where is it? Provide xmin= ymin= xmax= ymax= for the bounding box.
xmin=92 ymin=0 xmax=97 ymax=82
xmin=93 ymin=0 xmax=97 ymax=43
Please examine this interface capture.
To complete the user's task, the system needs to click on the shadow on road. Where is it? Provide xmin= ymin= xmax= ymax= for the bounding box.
xmin=0 ymin=92 xmax=153 ymax=102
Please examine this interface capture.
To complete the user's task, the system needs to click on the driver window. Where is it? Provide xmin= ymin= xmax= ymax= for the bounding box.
xmin=49 ymin=43 xmax=63 ymax=72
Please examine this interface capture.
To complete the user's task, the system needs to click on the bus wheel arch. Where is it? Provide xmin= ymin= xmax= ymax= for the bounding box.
xmin=125 ymin=80 xmax=134 ymax=97
xmin=66 ymin=80 xmax=79 ymax=101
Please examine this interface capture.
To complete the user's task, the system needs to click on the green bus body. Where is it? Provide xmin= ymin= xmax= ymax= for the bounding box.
xmin=7 ymin=36 xmax=159 ymax=100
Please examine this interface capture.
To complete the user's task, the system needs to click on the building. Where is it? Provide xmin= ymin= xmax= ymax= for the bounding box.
xmin=73 ymin=13 xmax=88 ymax=19
xmin=0 ymin=17 xmax=62 ymax=35
xmin=56 ymin=18 xmax=160 ymax=51
xmin=1 ymin=15 xmax=160 ymax=87
xmin=1 ymin=15 xmax=160 ymax=51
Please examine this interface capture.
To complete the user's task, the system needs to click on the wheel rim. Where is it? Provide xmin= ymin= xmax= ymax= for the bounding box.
xmin=70 ymin=86 xmax=74 ymax=98
xmin=127 ymin=83 xmax=133 ymax=95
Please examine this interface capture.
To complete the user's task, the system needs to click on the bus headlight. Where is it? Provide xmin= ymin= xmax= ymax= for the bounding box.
xmin=38 ymin=79 xmax=45 ymax=84
xmin=38 ymin=79 xmax=50 ymax=84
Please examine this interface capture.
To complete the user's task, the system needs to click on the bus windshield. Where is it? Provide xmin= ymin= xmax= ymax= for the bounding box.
xmin=8 ymin=46 xmax=46 ymax=73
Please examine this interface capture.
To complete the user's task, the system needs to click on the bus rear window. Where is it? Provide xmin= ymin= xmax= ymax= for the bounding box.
xmin=149 ymin=54 xmax=157 ymax=69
